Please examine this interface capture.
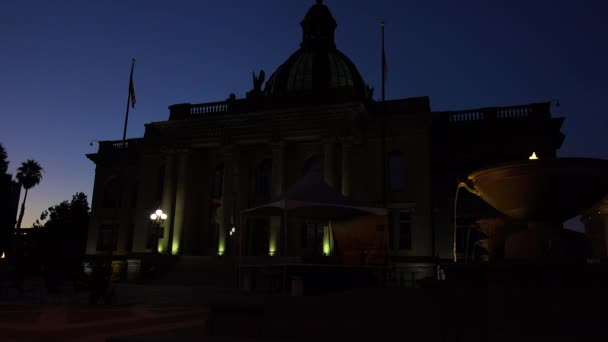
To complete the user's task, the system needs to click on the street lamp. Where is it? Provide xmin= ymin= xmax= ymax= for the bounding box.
xmin=149 ymin=209 xmax=167 ymax=253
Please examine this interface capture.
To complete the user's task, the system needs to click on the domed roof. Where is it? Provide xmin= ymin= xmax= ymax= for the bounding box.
xmin=264 ymin=1 xmax=369 ymax=100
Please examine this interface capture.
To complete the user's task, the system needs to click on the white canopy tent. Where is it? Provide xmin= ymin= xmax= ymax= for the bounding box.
xmin=240 ymin=172 xmax=387 ymax=256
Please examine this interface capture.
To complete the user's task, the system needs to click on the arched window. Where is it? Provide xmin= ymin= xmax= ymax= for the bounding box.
xmin=388 ymin=151 xmax=405 ymax=192
xmin=254 ymin=159 xmax=272 ymax=203
xmin=102 ymin=178 xmax=121 ymax=208
xmin=302 ymin=156 xmax=323 ymax=176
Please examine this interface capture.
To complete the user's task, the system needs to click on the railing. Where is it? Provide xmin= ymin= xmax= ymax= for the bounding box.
xmin=169 ymin=99 xmax=253 ymax=120
xmin=190 ymin=101 xmax=230 ymax=115
xmin=448 ymin=110 xmax=485 ymax=122
xmin=441 ymin=102 xmax=551 ymax=123
xmin=98 ymin=138 xmax=144 ymax=154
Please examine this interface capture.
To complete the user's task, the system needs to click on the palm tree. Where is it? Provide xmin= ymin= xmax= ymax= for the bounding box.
xmin=15 ymin=159 xmax=43 ymax=230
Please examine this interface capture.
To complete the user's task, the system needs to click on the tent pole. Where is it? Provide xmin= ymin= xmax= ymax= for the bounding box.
xmin=239 ymin=213 xmax=245 ymax=259
xmin=283 ymin=210 xmax=288 ymax=257
xmin=238 ymin=213 xmax=244 ymax=289
xmin=283 ymin=210 xmax=288 ymax=294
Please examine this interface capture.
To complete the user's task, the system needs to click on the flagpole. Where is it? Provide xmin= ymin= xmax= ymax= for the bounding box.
xmin=381 ymin=21 xmax=385 ymax=102
xmin=122 ymin=58 xmax=135 ymax=145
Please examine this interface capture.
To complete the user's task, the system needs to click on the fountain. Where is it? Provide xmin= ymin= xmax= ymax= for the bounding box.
xmin=461 ymin=157 xmax=608 ymax=261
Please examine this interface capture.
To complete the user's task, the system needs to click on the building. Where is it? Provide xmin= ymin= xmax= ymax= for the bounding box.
xmin=85 ymin=1 xmax=564 ymax=280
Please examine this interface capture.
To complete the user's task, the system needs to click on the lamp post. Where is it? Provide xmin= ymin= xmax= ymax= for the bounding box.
xmin=149 ymin=209 xmax=167 ymax=254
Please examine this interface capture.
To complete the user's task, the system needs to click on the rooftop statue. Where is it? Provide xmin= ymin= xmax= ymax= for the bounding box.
xmin=253 ymin=70 xmax=265 ymax=92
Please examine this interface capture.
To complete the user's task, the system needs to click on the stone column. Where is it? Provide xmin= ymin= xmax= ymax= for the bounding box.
xmin=220 ymin=146 xmax=234 ymax=256
xmin=341 ymin=138 xmax=353 ymax=196
xmin=159 ymin=154 xmax=176 ymax=254
xmin=270 ymin=142 xmax=285 ymax=256
xmin=323 ymin=138 xmax=337 ymax=188
xmin=170 ymin=151 xmax=190 ymax=255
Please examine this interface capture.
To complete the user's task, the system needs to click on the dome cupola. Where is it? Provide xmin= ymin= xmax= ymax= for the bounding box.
xmin=264 ymin=1 xmax=369 ymax=101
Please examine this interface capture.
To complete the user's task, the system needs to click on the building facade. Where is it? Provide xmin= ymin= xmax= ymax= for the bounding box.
xmin=85 ymin=1 xmax=564 ymax=270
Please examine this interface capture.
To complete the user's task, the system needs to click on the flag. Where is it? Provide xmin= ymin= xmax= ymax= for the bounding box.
xmin=129 ymin=71 xmax=136 ymax=109
xmin=381 ymin=20 xmax=387 ymax=101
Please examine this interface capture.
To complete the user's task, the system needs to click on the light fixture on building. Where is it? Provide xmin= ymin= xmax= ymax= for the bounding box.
xmin=529 ymin=152 xmax=539 ymax=160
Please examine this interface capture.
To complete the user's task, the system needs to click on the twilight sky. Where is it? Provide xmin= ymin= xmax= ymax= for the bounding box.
xmin=1 ymin=0 xmax=607 ymax=228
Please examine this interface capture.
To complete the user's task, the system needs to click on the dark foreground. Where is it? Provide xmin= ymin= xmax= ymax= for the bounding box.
xmin=2 ymin=264 xmax=608 ymax=341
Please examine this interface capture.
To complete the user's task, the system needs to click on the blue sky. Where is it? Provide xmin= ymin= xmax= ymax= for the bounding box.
xmin=1 ymin=0 xmax=607 ymax=227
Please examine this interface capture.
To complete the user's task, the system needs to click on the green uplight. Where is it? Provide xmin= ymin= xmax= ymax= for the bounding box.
xmin=269 ymin=237 xmax=277 ymax=256
xmin=323 ymin=242 xmax=330 ymax=256
xmin=322 ymin=222 xmax=334 ymax=256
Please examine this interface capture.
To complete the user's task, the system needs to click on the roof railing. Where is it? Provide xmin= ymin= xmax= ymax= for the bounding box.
xmin=98 ymin=138 xmax=144 ymax=153
xmin=440 ymin=102 xmax=551 ymax=123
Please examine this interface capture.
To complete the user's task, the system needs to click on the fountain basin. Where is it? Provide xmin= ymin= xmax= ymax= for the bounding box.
xmin=467 ymin=158 xmax=608 ymax=222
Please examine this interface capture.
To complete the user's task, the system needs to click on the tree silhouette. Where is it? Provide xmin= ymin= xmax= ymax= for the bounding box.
xmin=34 ymin=192 xmax=90 ymax=285
xmin=0 ymin=143 xmax=8 ymax=175
xmin=0 ymin=143 xmax=14 ymax=256
xmin=15 ymin=159 xmax=43 ymax=230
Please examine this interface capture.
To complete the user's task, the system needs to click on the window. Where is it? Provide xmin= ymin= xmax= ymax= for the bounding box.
xmin=102 ymin=178 xmax=121 ymax=208
xmin=398 ymin=210 xmax=412 ymax=250
xmin=388 ymin=152 xmax=405 ymax=192
xmin=390 ymin=208 xmax=414 ymax=251
xmin=127 ymin=224 xmax=134 ymax=252
xmin=97 ymin=223 xmax=118 ymax=251
xmin=254 ymin=159 xmax=272 ymax=203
